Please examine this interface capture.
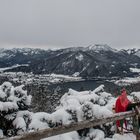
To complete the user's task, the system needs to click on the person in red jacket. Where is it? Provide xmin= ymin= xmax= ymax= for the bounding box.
xmin=115 ymin=88 xmax=130 ymax=133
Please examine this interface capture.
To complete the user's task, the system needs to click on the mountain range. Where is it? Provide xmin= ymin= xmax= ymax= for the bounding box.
xmin=0 ymin=44 xmax=140 ymax=78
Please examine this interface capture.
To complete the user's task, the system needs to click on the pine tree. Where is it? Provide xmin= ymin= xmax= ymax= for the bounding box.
xmin=0 ymin=82 xmax=31 ymax=136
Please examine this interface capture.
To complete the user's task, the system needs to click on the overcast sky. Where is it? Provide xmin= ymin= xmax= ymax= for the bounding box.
xmin=0 ymin=0 xmax=140 ymax=49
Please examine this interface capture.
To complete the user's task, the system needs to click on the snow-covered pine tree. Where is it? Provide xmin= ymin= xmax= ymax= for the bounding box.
xmin=0 ymin=82 xmax=31 ymax=137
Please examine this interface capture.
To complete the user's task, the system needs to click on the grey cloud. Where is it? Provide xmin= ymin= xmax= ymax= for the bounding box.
xmin=0 ymin=0 xmax=140 ymax=49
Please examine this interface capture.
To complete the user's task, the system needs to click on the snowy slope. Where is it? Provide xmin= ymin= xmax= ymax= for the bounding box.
xmin=135 ymin=49 xmax=140 ymax=57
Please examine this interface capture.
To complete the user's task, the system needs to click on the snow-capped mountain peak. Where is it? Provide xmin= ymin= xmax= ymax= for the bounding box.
xmin=87 ymin=44 xmax=117 ymax=52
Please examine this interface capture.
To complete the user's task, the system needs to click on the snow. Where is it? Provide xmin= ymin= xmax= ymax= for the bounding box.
xmin=76 ymin=54 xmax=84 ymax=61
xmin=81 ymin=63 xmax=90 ymax=73
xmin=0 ymin=129 xmax=3 ymax=138
xmin=42 ymin=130 xmax=136 ymax=140
xmin=72 ymin=72 xmax=80 ymax=77
xmin=0 ymin=64 xmax=29 ymax=72
xmin=114 ymin=77 xmax=140 ymax=86
xmin=0 ymin=102 xmax=18 ymax=112
xmin=62 ymin=61 xmax=71 ymax=67
xmin=8 ymin=48 xmax=43 ymax=55
xmin=0 ymin=82 xmax=137 ymax=140
xmin=110 ymin=133 xmax=136 ymax=140
xmin=47 ymin=73 xmax=82 ymax=83
xmin=130 ymin=67 xmax=140 ymax=73
xmin=51 ymin=109 xmax=72 ymax=124
xmin=0 ymin=90 xmax=6 ymax=99
xmin=105 ymin=98 xmax=116 ymax=112
xmin=57 ymin=86 xmax=113 ymax=123
xmin=93 ymin=85 xmax=105 ymax=94
xmin=13 ymin=117 xmax=26 ymax=131
xmin=96 ymin=65 xmax=99 ymax=69
xmin=87 ymin=44 xmax=117 ymax=52
xmin=131 ymin=91 xmax=140 ymax=100
xmin=0 ymin=52 xmax=7 ymax=58
xmin=49 ymin=73 xmax=81 ymax=80
xmin=86 ymin=129 xmax=105 ymax=140
xmin=92 ymin=104 xmax=113 ymax=118
xmin=29 ymin=112 xmax=51 ymax=130
xmin=42 ymin=131 xmax=80 ymax=140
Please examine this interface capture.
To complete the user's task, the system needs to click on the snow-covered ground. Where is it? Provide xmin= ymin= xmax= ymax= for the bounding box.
xmin=114 ymin=76 xmax=140 ymax=86
xmin=130 ymin=68 xmax=140 ymax=73
xmin=0 ymin=64 xmax=29 ymax=72
xmin=42 ymin=132 xmax=136 ymax=140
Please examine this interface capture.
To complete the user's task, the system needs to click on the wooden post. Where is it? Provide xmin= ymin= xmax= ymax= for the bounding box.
xmin=133 ymin=115 xmax=139 ymax=140
xmin=134 ymin=106 xmax=140 ymax=140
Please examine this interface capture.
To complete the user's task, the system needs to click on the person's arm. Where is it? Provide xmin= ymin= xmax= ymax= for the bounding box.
xmin=126 ymin=102 xmax=140 ymax=111
xmin=115 ymin=98 xmax=121 ymax=113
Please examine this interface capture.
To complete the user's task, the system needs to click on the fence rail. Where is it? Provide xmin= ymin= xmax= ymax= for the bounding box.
xmin=1 ymin=110 xmax=139 ymax=140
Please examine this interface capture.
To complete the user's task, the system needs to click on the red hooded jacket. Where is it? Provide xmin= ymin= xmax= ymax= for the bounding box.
xmin=115 ymin=89 xmax=130 ymax=127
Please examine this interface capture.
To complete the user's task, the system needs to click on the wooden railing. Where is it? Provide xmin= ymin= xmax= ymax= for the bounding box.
xmin=1 ymin=108 xmax=140 ymax=140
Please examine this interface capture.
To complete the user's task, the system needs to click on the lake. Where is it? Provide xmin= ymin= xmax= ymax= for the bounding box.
xmin=48 ymin=79 xmax=120 ymax=95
